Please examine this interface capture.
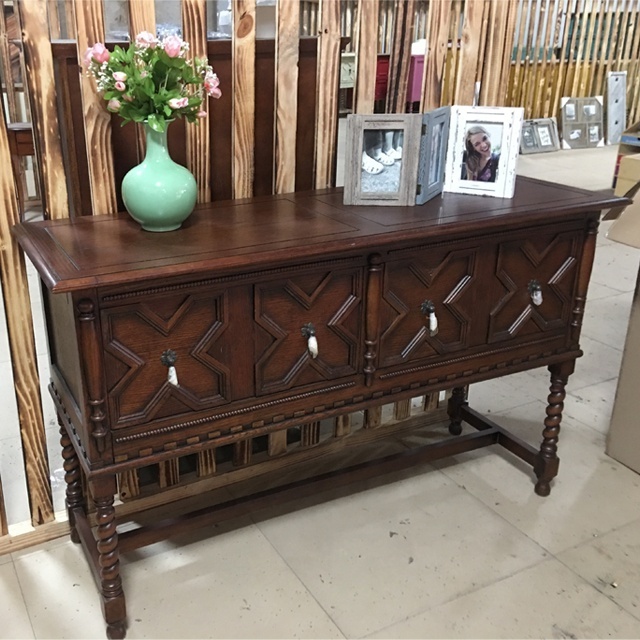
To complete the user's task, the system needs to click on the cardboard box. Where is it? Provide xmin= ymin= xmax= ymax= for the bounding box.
xmin=613 ymin=120 xmax=640 ymax=188
xmin=614 ymin=154 xmax=640 ymax=196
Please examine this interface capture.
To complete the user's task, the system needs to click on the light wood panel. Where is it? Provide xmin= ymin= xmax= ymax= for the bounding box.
xmin=422 ymin=0 xmax=453 ymax=110
xmin=455 ymin=0 xmax=488 ymax=105
xmin=232 ymin=0 xmax=256 ymax=199
xmin=354 ymin=0 xmax=379 ymax=114
xmin=183 ymin=0 xmax=211 ymax=202
xmin=274 ymin=0 xmax=300 ymax=194
xmin=0 ymin=103 xmax=53 ymax=527
xmin=73 ymin=0 xmax=118 ymax=216
xmin=0 ymin=473 xmax=8 ymax=536
xmin=18 ymin=0 xmax=70 ymax=220
xmin=314 ymin=0 xmax=340 ymax=189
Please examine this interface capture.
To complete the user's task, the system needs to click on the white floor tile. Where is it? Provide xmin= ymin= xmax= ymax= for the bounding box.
xmin=256 ymin=466 xmax=547 ymax=638
xmin=565 ymin=378 xmax=618 ymax=435
xmin=367 ymin=558 xmax=640 ymax=639
xmin=0 ymin=562 xmax=35 ymax=639
xmin=582 ymin=290 xmax=634 ymax=350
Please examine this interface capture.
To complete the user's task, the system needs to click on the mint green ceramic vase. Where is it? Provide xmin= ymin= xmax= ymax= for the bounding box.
xmin=121 ymin=122 xmax=197 ymax=232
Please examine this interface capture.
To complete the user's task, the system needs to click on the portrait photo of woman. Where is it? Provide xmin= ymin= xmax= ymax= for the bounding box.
xmin=461 ymin=124 xmax=503 ymax=183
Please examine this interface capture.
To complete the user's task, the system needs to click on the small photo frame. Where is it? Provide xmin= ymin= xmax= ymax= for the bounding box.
xmin=520 ymin=118 xmax=560 ymax=155
xmin=416 ymin=107 xmax=450 ymax=205
xmin=343 ymin=114 xmax=422 ymax=206
xmin=443 ymin=106 xmax=524 ymax=199
xmin=560 ymin=96 xmax=604 ymax=148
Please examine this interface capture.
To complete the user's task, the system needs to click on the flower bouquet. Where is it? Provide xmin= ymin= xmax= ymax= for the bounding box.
xmin=83 ymin=31 xmax=221 ymax=133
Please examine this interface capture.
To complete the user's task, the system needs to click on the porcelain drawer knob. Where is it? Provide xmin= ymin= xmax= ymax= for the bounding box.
xmin=301 ymin=322 xmax=318 ymax=359
xmin=528 ymin=280 xmax=543 ymax=306
xmin=160 ymin=349 xmax=180 ymax=386
xmin=420 ymin=300 xmax=439 ymax=337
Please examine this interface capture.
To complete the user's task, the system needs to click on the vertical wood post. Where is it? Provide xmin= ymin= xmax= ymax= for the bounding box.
xmin=422 ymin=0 xmax=453 ymax=111
xmin=385 ymin=0 xmax=416 ymax=113
xmin=232 ymin=0 xmax=256 ymax=199
xmin=274 ymin=0 xmax=300 ymax=193
xmin=0 ymin=105 xmax=53 ymax=527
xmin=354 ymin=0 xmax=378 ymax=114
xmin=455 ymin=0 xmax=489 ymax=105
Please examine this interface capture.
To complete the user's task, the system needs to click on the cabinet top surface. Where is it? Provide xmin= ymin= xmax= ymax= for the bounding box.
xmin=14 ymin=178 xmax=623 ymax=292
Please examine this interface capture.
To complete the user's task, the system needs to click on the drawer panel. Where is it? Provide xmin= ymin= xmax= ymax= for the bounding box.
xmin=102 ymin=288 xmax=243 ymax=428
xmin=255 ymin=267 xmax=364 ymax=395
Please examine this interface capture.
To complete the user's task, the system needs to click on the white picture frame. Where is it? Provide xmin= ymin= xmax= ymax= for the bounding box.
xmin=443 ymin=106 xmax=524 ymax=199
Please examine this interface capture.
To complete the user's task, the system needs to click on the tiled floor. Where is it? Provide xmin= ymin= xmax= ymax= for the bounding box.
xmin=2 ymin=145 xmax=640 ymax=639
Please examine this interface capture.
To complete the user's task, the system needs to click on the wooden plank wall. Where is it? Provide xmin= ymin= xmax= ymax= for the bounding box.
xmin=5 ymin=0 xmax=640 ymax=551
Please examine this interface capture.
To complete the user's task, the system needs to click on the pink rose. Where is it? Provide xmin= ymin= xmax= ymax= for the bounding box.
xmin=113 ymin=71 xmax=127 ymax=82
xmin=197 ymin=110 xmax=207 ymax=118
xmin=163 ymin=35 xmax=183 ymax=58
xmin=82 ymin=47 xmax=94 ymax=68
xmin=114 ymin=80 xmax=126 ymax=91
xmin=107 ymin=98 xmax=121 ymax=112
xmin=168 ymin=97 xmax=189 ymax=110
xmin=135 ymin=31 xmax=157 ymax=49
xmin=89 ymin=42 xmax=110 ymax=64
xmin=204 ymin=72 xmax=221 ymax=99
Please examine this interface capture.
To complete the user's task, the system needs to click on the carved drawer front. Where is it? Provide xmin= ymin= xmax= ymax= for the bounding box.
xmin=255 ymin=267 xmax=364 ymax=395
xmin=379 ymin=246 xmax=479 ymax=368
xmin=488 ymin=229 xmax=582 ymax=344
xmin=102 ymin=288 xmax=240 ymax=427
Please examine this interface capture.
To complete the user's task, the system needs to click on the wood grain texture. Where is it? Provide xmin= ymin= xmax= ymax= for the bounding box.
xmin=232 ymin=0 xmax=256 ymax=199
xmin=0 ymin=6 xmax=19 ymax=122
xmin=385 ymin=0 xmax=416 ymax=113
xmin=314 ymin=0 xmax=340 ymax=189
xmin=73 ymin=0 xmax=118 ymax=216
xmin=18 ymin=0 xmax=70 ymax=220
xmin=354 ymin=0 xmax=378 ymax=114
xmin=455 ymin=0 xmax=487 ymax=105
xmin=182 ymin=0 xmax=211 ymax=202
xmin=422 ymin=0 xmax=453 ymax=110
xmin=274 ymin=0 xmax=300 ymax=194
xmin=0 ymin=109 xmax=54 ymax=527
xmin=197 ymin=449 xmax=217 ymax=476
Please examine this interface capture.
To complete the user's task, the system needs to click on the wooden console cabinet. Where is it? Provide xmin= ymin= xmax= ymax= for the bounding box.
xmin=14 ymin=179 xmax=623 ymax=638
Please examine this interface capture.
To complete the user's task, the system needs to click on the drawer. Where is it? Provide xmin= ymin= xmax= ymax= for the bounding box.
xmin=254 ymin=266 xmax=365 ymax=395
xmin=487 ymin=229 xmax=582 ymax=344
xmin=102 ymin=285 xmax=252 ymax=428
xmin=378 ymin=244 xmax=483 ymax=369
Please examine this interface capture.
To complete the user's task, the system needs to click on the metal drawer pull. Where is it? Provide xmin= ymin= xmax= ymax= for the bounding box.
xmin=528 ymin=280 xmax=543 ymax=306
xmin=301 ymin=322 xmax=318 ymax=358
xmin=420 ymin=300 xmax=439 ymax=336
xmin=160 ymin=349 xmax=180 ymax=387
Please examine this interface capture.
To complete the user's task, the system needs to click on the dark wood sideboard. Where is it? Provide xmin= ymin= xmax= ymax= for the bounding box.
xmin=13 ymin=179 xmax=624 ymax=638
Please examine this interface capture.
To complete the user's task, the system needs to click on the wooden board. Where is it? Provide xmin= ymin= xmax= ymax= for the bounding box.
xmin=354 ymin=0 xmax=378 ymax=114
xmin=17 ymin=0 xmax=70 ymax=220
xmin=182 ymin=0 xmax=211 ymax=203
xmin=274 ymin=0 xmax=300 ymax=194
xmin=0 ymin=105 xmax=53 ymax=527
xmin=385 ymin=0 xmax=416 ymax=113
xmin=314 ymin=0 xmax=340 ymax=189
xmin=72 ymin=0 xmax=118 ymax=216
xmin=232 ymin=0 xmax=256 ymax=199
xmin=455 ymin=0 xmax=487 ymax=105
xmin=422 ymin=0 xmax=453 ymax=110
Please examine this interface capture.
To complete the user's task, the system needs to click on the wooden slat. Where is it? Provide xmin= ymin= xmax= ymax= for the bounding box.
xmin=73 ymin=0 xmax=118 ymax=216
xmin=385 ymin=0 xmax=416 ymax=113
xmin=626 ymin=9 xmax=640 ymax=123
xmin=197 ymin=449 xmax=217 ymax=476
xmin=571 ymin=1 xmax=590 ymax=95
xmin=578 ymin=1 xmax=601 ymax=96
xmin=455 ymin=0 xmax=487 ymax=104
xmin=549 ymin=0 xmax=574 ymax=122
xmin=47 ymin=0 xmax=62 ymax=38
xmin=334 ymin=414 xmax=351 ymax=437
xmin=422 ymin=0 xmax=453 ymax=110
xmin=274 ymin=0 xmax=299 ymax=194
xmin=268 ymin=430 xmax=288 ymax=456
xmin=0 ymin=473 xmax=8 ymax=536
xmin=18 ymin=0 xmax=70 ymax=220
xmin=0 ymin=105 xmax=54 ymax=527
xmin=589 ymin=0 xmax=609 ymax=95
xmin=364 ymin=406 xmax=382 ymax=429
xmin=534 ymin=0 xmax=560 ymax=117
xmin=393 ymin=399 xmax=411 ymax=421
xmin=0 ymin=5 xmax=19 ymax=122
xmin=117 ymin=470 xmax=140 ymax=500
xmin=158 ymin=459 xmax=180 ymax=488
xmin=232 ymin=0 xmax=256 ymax=199
xmin=354 ymin=0 xmax=378 ymax=114
xmin=183 ymin=0 xmax=211 ymax=203
xmin=301 ymin=422 xmax=320 ymax=447
xmin=314 ymin=0 xmax=340 ymax=189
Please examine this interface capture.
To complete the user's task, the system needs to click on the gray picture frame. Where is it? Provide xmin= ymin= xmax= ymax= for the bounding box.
xmin=343 ymin=113 xmax=422 ymax=206
xmin=520 ymin=118 xmax=560 ymax=155
xmin=560 ymin=96 xmax=604 ymax=149
xmin=416 ymin=107 xmax=450 ymax=205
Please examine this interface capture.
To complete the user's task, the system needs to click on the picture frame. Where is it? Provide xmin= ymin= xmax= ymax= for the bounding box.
xmin=560 ymin=96 xmax=604 ymax=149
xmin=443 ymin=106 xmax=524 ymax=199
xmin=416 ymin=106 xmax=450 ymax=205
xmin=520 ymin=117 xmax=560 ymax=155
xmin=343 ymin=113 xmax=422 ymax=206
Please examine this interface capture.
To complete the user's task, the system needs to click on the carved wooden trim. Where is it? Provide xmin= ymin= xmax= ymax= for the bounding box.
xmin=571 ymin=216 xmax=599 ymax=344
xmin=365 ymin=253 xmax=382 ymax=385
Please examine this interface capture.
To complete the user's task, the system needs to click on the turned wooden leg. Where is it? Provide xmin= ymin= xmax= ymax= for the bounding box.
xmin=447 ymin=386 xmax=467 ymax=435
xmin=534 ymin=361 xmax=574 ymax=497
xmin=93 ymin=479 xmax=127 ymax=639
xmin=59 ymin=422 xmax=84 ymax=544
